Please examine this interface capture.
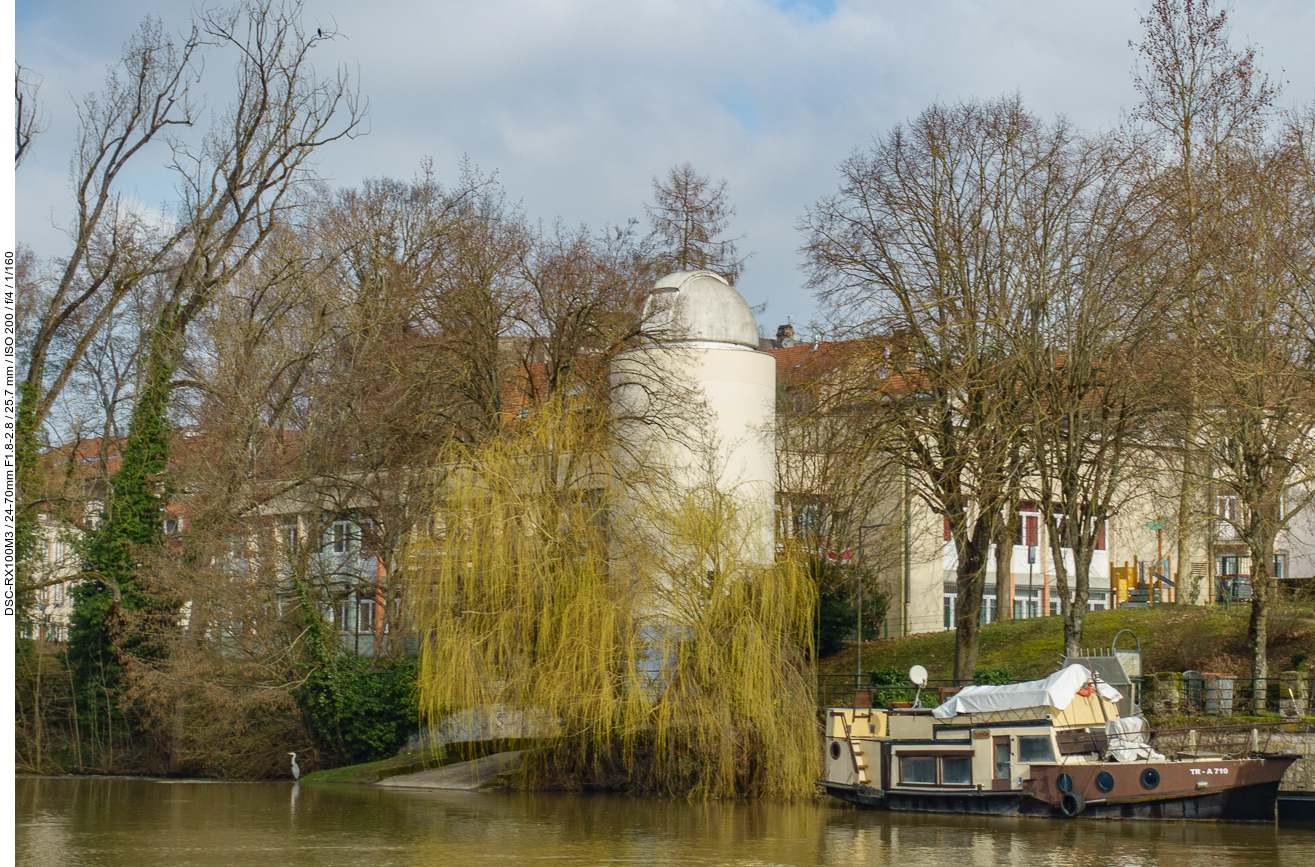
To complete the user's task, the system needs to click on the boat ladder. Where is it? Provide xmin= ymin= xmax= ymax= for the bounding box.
xmin=840 ymin=710 xmax=872 ymax=785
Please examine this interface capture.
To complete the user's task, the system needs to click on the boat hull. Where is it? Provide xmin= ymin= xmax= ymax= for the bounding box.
xmin=820 ymin=755 xmax=1296 ymax=822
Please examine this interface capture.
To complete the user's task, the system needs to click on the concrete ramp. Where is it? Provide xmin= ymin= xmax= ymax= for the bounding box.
xmin=374 ymin=750 xmax=523 ymax=791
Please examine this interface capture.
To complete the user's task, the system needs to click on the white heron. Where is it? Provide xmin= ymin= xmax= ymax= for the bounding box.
xmin=288 ymin=751 xmax=300 ymax=780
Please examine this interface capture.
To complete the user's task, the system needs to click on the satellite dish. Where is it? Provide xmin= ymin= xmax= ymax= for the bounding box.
xmin=908 ymin=664 xmax=928 ymax=688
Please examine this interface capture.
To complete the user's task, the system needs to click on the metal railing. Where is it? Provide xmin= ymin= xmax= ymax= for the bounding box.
xmin=820 ymin=671 xmax=1313 ymax=719
xmin=818 ymin=673 xmax=971 ymax=710
xmin=1136 ymin=674 xmax=1314 ymax=718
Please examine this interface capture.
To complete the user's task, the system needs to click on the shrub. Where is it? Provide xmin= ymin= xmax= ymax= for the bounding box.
xmin=868 ymin=665 xmax=916 ymax=707
xmin=972 ymin=666 xmax=1015 ymax=685
xmin=814 ymin=559 xmax=888 ymax=658
xmin=299 ymin=655 xmax=419 ymax=765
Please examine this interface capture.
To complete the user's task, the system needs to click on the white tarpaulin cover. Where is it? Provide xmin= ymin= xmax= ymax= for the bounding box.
xmin=1105 ymin=716 xmax=1165 ymax=762
xmin=932 ymin=664 xmax=1123 ymax=719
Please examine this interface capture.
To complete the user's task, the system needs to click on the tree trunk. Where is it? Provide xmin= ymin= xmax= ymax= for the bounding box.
xmin=1176 ymin=443 xmax=1195 ymax=602
xmin=952 ymin=535 xmax=992 ymax=681
xmin=993 ymin=509 xmax=1019 ymax=622
xmin=1246 ymin=532 xmax=1273 ymax=687
xmin=1062 ymin=544 xmax=1095 ymax=659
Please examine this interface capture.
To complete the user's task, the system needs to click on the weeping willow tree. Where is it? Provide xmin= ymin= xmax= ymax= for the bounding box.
xmin=407 ymin=398 xmax=817 ymax=798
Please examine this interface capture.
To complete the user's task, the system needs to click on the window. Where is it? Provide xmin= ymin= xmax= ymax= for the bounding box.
xmin=1018 ymin=736 xmax=1055 ymax=763
xmin=1216 ymin=496 xmax=1240 ymax=540
xmin=994 ymin=741 xmax=1011 ymax=779
xmin=1274 ymin=554 xmax=1286 ymax=580
xmin=948 ymin=587 xmax=1001 ymax=628
xmin=1087 ymin=592 xmax=1107 ymax=611
xmin=899 ymin=755 xmax=974 ymax=786
xmin=900 ymin=757 xmax=937 ymax=785
xmin=337 ymin=600 xmax=358 ymax=634
xmin=283 ymin=518 xmax=299 ymax=552
xmin=942 ymin=757 xmax=972 ymax=785
xmin=1014 ymin=588 xmax=1040 ymax=620
xmin=331 ymin=520 xmax=353 ymax=555
xmin=1015 ymin=506 xmax=1039 ymax=546
xmin=793 ymin=500 xmax=823 ymax=538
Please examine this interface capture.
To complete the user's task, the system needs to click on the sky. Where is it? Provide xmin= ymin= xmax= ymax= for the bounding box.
xmin=13 ymin=0 xmax=1315 ymax=335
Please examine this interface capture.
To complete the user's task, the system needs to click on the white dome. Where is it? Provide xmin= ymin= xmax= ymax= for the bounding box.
xmin=645 ymin=271 xmax=760 ymax=349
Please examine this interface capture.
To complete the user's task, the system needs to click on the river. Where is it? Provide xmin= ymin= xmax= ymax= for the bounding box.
xmin=15 ymin=776 xmax=1315 ymax=866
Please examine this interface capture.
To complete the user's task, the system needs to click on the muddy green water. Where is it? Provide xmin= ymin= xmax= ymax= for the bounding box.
xmin=15 ymin=776 xmax=1315 ymax=866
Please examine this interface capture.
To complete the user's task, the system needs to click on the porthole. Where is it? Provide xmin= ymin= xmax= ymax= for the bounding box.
xmin=1140 ymin=768 xmax=1160 ymax=790
xmin=830 ymin=742 xmax=842 ymax=760
xmin=1096 ymin=771 xmax=1115 ymax=793
xmin=1057 ymin=773 xmax=1073 ymax=793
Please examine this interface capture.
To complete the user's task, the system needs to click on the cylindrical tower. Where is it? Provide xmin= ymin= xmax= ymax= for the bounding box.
xmin=611 ymin=270 xmax=776 ymax=566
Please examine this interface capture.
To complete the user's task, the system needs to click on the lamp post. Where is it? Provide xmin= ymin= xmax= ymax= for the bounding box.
xmin=856 ymin=523 xmax=888 ymax=686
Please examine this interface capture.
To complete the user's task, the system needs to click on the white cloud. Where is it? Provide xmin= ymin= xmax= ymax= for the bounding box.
xmin=16 ymin=0 xmax=1315 ymax=329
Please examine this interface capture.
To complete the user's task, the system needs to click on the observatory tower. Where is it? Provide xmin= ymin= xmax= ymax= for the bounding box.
xmin=611 ymin=270 xmax=777 ymax=565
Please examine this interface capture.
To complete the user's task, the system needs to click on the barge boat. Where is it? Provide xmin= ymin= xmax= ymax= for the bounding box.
xmin=819 ymin=664 xmax=1297 ymax=821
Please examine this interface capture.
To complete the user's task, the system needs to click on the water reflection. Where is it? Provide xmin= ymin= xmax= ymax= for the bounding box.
xmin=16 ymin=776 xmax=1315 ymax=867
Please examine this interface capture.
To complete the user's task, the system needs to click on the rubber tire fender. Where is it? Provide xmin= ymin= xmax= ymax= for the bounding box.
xmin=1059 ymin=791 xmax=1085 ymax=818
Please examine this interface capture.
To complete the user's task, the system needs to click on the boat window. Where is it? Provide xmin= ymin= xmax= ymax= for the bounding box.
xmin=1018 ymin=736 xmax=1055 ymax=763
xmin=900 ymin=757 xmax=937 ymax=784
xmin=942 ymin=757 xmax=972 ymax=786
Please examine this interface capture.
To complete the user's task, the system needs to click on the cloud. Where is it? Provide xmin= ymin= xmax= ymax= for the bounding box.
xmin=16 ymin=0 xmax=1315 ymax=328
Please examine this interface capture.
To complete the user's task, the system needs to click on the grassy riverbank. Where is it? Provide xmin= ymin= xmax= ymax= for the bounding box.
xmin=819 ymin=601 xmax=1315 ymax=681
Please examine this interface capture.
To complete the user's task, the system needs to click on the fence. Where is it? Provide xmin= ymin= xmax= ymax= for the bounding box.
xmin=1136 ymin=672 xmax=1313 ymax=718
xmin=820 ymin=670 xmax=1314 ymax=719
xmin=817 ymin=673 xmax=970 ymax=710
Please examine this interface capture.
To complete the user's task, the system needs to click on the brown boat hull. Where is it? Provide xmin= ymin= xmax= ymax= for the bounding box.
xmin=1025 ymin=755 xmax=1297 ymax=822
xmin=819 ymin=755 xmax=1297 ymax=822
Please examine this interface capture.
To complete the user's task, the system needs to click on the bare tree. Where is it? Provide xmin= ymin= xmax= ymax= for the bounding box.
xmin=1188 ymin=142 xmax=1315 ymax=684
xmin=804 ymin=96 xmax=1049 ymax=679
xmin=645 ymin=163 xmax=745 ymax=283
xmin=15 ymin=19 xmax=201 ymax=591
xmin=773 ymin=340 xmax=901 ymax=651
xmin=72 ymin=0 xmax=364 ymax=710
xmin=18 ymin=18 xmax=199 ymax=434
xmin=1131 ymin=0 xmax=1280 ymax=599
xmin=1014 ymin=131 xmax=1166 ymax=655
xmin=15 ymin=63 xmax=44 ymax=166
xmin=514 ymin=221 xmax=656 ymax=406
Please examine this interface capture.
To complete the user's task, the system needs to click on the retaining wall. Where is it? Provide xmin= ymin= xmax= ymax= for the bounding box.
xmin=1150 ymin=727 xmax=1314 ymax=792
